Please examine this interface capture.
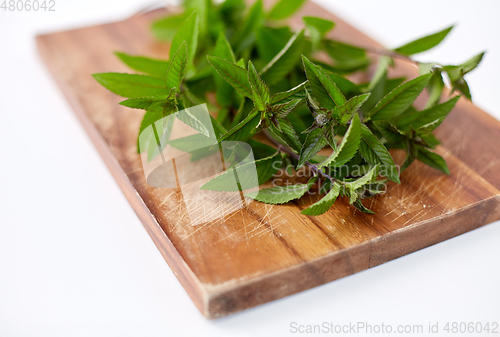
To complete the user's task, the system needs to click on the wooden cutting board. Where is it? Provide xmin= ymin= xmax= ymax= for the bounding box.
xmin=37 ymin=1 xmax=500 ymax=319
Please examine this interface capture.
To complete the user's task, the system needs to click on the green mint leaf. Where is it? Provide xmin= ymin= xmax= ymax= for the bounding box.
xmin=372 ymin=121 xmax=405 ymax=144
xmin=168 ymin=133 xmax=216 ymax=154
xmin=267 ymin=0 xmax=306 ymax=20
xmin=201 ymin=152 xmax=282 ymax=191
xmin=419 ymin=63 xmax=445 ymax=108
xmin=232 ymin=0 xmax=264 ymax=53
xmin=259 ymin=30 xmax=305 ymax=85
xmin=324 ymin=124 xmax=338 ymax=150
xmin=230 ymin=99 xmax=251 ymax=128
xmin=207 ymin=56 xmax=253 ymax=98
xmin=291 ymin=123 xmax=313 ymax=142
xmin=336 ymin=93 xmax=371 ymax=125
xmin=212 ymin=33 xmax=238 ymax=107
xmin=304 ymin=88 xmax=321 ymax=114
xmin=267 ymin=124 xmax=290 ymax=147
xmin=303 ymin=16 xmax=335 ymax=49
xmin=419 ymin=133 xmax=440 ymax=149
xmin=298 ymin=127 xmax=328 ymax=168
xmin=270 ymin=118 xmax=303 ymax=153
xmin=183 ymin=73 xmax=214 ymax=101
xmin=189 ymin=146 xmax=220 ymax=162
xmin=92 ymin=73 xmax=167 ymax=98
xmin=151 ymin=11 xmax=192 ymax=41
xmin=302 ymin=56 xmax=347 ymax=109
xmin=443 ymin=56 xmax=481 ymax=100
xmin=301 ymin=182 xmax=341 ymax=215
xmin=395 ymin=96 xmax=460 ymax=132
xmin=165 ymin=41 xmax=188 ymax=91
xmin=210 ymin=114 xmax=227 ymax=138
xmin=360 ymin=124 xmax=400 ymax=183
xmin=367 ymin=73 xmax=431 ymax=121
xmin=453 ymin=77 xmax=472 ymax=100
xmin=310 ymin=154 xmax=328 ymax=164
xmin=418 ymin=62 xmax=436 ymax=75
xmin=364 ymin=180 xmax=388 ymax=195
xmin=256 ymin=26 xmax=293 ymax=63
xmin=270 ymin=99 xmax=302 ymax=119
xmin=178 ymin=84 xmax=204 ymax=109
xmin=416 ymin=147 xmax=449 ymax=174
xmin=358 ymin=139 xmax=378 ymax=165
xmin=176 ymin=107 xmax=211 ymax=138
xmin=120 ymin=95 xmax=170 ymax=113
xmin=271 ymin=81 xmax=307 ymax=104
xmin=207 ymin=56 xmax=253 ymax=99
xmin=248 ymin=177 xmax=316 ymax=204
xmin=460 ymin=52 xmax=485 ymax=75
xmin=353 ymin=199 xmax=375 ymax=214
xmin=394 ymin=26 xmax=453 ymax=55
xmin=288 ymin=108 xmax=310 ymax=141
xmin=360 ymin=60 xmax=387 ymax=113
xmin=214 ymin=80 xmax=235 ymax=108
xmin=115 ymin=52 xmax=170 ymax=78
xmin=219 ymin=109 xmax=261 ymax=142
xmin=247 ymin=139 xmax=278 ymax=159
xmin=384 ymin=77 xmax=406 ymax=95
xmin=213 ymin=32 xmax=236 ymax=62
xmin=236 ymin=58 xmax=246 ymax=68
xmin=174 ymin=113 xmax=229 ymax=159
xmin=366 ymin=56 xmax=391 ymax=92
xmin=401 ymin=140 xmax=417 ymax=172
xmin=319 ymin=113 xmax=361 ymax=168
xmin=303 ymin=16 xmax=335 ymax=35
xmin=219 ymin=0 xmax=245 ymax=23
xmin=346 ymin=164 xmax=379 ymax=192
xmin=184 ymin=0 xmax=209 ymax=37
xmin=425 ymin=71 xmax=445 ymax=108
xmin=347 ymin=189 xmax=359 ymax=204
xmin=417 ymin=118 xmax=446 ymax=134
xmin=323 ymin=40 xmax=370 ymax=73
xmin=326 ymin=72 xmax=360 ymax=97
xmin=248 ymin=60 xmax=270 ymax=111
xmin=323 ymin=39 xmax=367 ymax=62
xmin=170 ymin=12 xmax=199 ymax=75
xmin=216 ymin=107 xmax=231 ymax=128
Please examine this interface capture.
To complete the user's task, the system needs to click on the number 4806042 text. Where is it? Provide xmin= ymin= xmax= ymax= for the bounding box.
xmin=1 ymin=0 xmax=55 ymax=11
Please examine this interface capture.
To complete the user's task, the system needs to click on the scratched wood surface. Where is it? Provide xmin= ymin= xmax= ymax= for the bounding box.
xmin=37 ymin=1 xmax=500 ymax=319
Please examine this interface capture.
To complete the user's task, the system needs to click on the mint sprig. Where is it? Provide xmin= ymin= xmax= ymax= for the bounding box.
xmin=93 ymin=1 xmax=485 ymax=215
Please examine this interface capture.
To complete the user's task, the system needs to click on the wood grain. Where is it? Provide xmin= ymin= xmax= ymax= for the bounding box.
xmin=36 ymin=1 xmax=500 ymax=318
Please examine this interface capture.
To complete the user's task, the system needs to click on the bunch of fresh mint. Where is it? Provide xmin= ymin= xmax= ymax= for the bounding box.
xmin=93 ymin=0 xmax=484 ymax=215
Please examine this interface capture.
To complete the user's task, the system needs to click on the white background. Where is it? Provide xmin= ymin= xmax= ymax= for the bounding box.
xmin=1 ymin=0 xmax=499 ymax=336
